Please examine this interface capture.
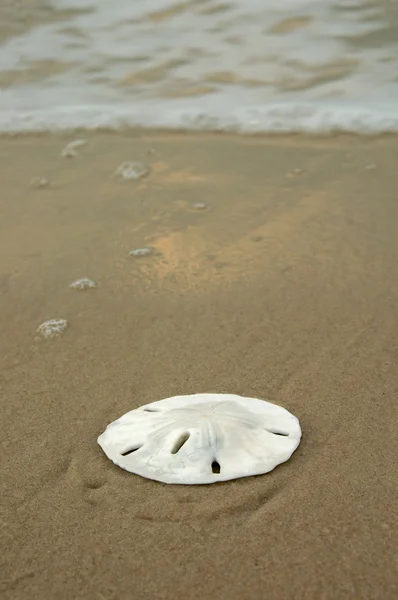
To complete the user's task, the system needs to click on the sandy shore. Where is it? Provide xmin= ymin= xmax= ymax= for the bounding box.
xmin=1 ymin=131 xmax=397 ymax=599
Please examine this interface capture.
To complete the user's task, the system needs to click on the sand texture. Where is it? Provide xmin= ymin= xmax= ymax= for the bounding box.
xmin=1 ymin=132 xmax=397 ymax=599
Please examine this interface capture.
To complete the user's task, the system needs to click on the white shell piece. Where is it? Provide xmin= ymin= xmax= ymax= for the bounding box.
xmin=115 ymin=161 xmax=149 ymax=181
xmin=129 ymin=247 xmax=152 ymax=257
xmin=98 ymin=393 xmax=302 ymax=485
xmin=29 ymin=177 xmax=50 ymax=188
xmin=69 ymin=277 xmax=96 ymax=290
xmin=37 ymin=319 xmax=68 ymax=339
xmin=61 ymin=148 xmax=77 ymax=159
xmin=61 ymin=138 xmax=87 ymax=158
xmin=65 ymin=138 xmax=87 ymax=150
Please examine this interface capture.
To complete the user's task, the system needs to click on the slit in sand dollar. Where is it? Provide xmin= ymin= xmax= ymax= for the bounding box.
xmin=114 ymin=161 xmax=149 ymax=181
xmin=69 ymin=277 xmax=96 ymax=290
xmin=97 ymin=393 xmax=302 ymax=485
xmin=37 ymin=319 xmax=68 ymax=339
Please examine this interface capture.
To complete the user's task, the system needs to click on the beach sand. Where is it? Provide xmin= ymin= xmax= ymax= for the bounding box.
xmin=1 ymin=131 xmax=397 ymax=599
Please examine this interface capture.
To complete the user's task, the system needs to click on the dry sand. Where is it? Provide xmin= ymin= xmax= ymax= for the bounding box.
xmin=1 ymin=131 xmax=397 ymax=599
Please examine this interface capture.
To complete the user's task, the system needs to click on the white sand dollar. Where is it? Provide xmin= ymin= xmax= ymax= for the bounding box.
xmin=37 ymin=319 xmax=68 ymax=339
xmin=98 ymin=393 xmax=301 ymax=485
xmin=69 ymin=277 xmax=96 ymax=290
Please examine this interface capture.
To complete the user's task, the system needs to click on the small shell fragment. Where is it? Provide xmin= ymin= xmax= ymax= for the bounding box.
xmin=286 ymin=168 xmax=303 ymax=178
xmin=66 ymin=139 xmax=87 ymax=150
xmin=37 ymin=319 xmax=68 ymax=339
xmin=191 ymin=202 xmax=207 ymax=210
xmin=115 ymin=161 xmax=149 ymax=181
xmin=69 ymin=278 xmax=96 ymax=290
xmin=61 ymin=148 xmax=77 ymax=159
xmin=129 ymin=247 xmax=152 ymax=257
xmin=29 ymin=177 xmax=50 ymax=189
xmin=61 ymin=138 xmax=87 ymax=158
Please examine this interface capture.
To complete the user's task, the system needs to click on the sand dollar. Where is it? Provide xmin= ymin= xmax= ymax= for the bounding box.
xmin=37 ymin=319 xmax=68 ymax=339
xmin=69 ymin=277 xmax=96 ymax=290
xmin=98 ymin=393 xmax=301 ymax=484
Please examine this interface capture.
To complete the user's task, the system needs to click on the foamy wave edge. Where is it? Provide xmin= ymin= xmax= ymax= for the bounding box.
xmin=1 ymin=102 xmax=398 ymax=134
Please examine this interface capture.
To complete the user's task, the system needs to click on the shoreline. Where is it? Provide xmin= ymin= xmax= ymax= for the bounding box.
xmin=2 ymin=127 xmax=396 ymax=153
xmin=2 ymin=99 xmax=398 ymax=137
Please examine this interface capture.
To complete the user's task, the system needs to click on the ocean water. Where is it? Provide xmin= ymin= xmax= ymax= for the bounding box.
xmin=1 ymin=0 xmax=398 ymax=134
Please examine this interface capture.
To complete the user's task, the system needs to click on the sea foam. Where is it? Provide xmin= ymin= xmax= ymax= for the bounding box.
xmin=1 ymin=0 xmax=398 ymax=135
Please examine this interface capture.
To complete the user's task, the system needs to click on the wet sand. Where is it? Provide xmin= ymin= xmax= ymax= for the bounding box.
xmin=1 ymin=131 xmax=397 ymax=599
